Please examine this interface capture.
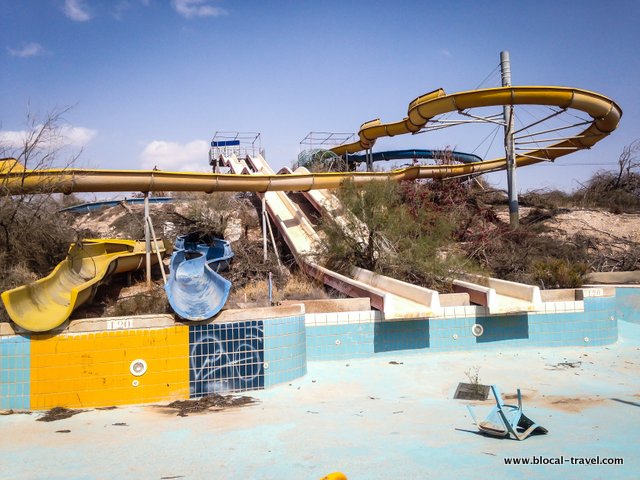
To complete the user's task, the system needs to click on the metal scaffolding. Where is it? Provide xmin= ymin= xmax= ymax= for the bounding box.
xmin=209 ymin=131 xmax=263 ymax=171
xmin=298 ymin=132 xmax=355 ymax=171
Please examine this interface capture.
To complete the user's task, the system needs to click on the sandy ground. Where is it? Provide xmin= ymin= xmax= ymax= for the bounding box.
xmin=547 ymin=209 xmax=640 ymax=244
xmin=496 ymin=207 xmax=640 ymax=243
xmin=2 ymin=321 xmax=639 ymax=480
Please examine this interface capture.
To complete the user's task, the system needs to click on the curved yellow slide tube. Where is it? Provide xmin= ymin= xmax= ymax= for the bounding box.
xmin=1 ymin=239 xmax=165 ymax=332
xmin=0 ymin=86 xmax=620 ymax=195
xmin=331 ymin=86 xmax=620 ymax=163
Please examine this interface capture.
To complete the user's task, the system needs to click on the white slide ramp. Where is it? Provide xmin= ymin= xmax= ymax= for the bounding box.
xmin=227 ymin=154 xmax=441 ymax=318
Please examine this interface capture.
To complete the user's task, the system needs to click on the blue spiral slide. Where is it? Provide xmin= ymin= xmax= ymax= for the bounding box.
xmin=165 ymin=233 xmax=234 ymax=320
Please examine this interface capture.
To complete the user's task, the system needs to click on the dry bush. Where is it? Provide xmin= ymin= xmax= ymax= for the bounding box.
xmin=0 ymin=260 xmax=40 ymax=322
xmin=229 ymin=273 xmax=327 ymax=306
xmin=225 ymin=239 xmax=286 ymax=290
xmin=463 ymin=218 xmax=592 ymax=288
xmin=533 ymin=258 xmax=588 ymax=289
xmin=520 ymin=189 xmax=573 ymax=210
xmin=570 ymin=141 xmax=640 ymax=213
xmin=1 ymin=109 xmax=83 ymax=321
xmin=318 ymin=179 xmax=478 ymax=292
xmin=278 ymin=273 xmax=327 ymax=301
xmin=173 ymin=191 xmax=238 ymax=238
xmin=229 ymin=280 xmax=270 ymax=305
xmin=110 ymin=208 xmax=148 ymax=240
xmin=105 ymin=284 xmax=169 ymax=317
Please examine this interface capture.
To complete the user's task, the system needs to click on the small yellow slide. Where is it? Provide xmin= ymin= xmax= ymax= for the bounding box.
xmin=1 ymin=239 xmax=165 ymax=332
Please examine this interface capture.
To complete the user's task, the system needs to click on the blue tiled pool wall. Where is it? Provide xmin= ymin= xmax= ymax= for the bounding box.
xmin=263 ymin=315 xmax=307 ymax=387
xmin=189 ymin=320 xmax=265 ymax=396
xmin=306 ymin=296 xmax=618 ymax=361
xmin=188 ymin=315 xmax=307 ymax=396
xmin=0 ymin=335 xmax=30 ymax=409
xmin=616 ymin=287 xmax=640 ymax=324
xmin=0 ymin=291 xmax=628 ymax=407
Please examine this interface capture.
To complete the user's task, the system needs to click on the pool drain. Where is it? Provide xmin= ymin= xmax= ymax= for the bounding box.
xmin=471 ymin=324 xmax=484 ymax=337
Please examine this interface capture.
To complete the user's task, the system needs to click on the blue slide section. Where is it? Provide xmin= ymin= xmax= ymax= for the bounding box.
xmin=346 ymin=149 xmax=482 ymax=165
xmin=60 ymin=196 xmax=173 ymax=213
xmin=166 ymin=234 xmax=234 ymax=321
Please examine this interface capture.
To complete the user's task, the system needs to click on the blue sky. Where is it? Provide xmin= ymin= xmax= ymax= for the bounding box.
xmin=2 ymin=0 xmax=639 ymax=194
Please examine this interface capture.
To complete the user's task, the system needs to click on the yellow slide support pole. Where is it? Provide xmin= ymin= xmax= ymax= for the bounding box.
xmin=144 ymin=192 xmax=151 ymax=288
xmin=147 ymin=216 xmax=167 ymax=284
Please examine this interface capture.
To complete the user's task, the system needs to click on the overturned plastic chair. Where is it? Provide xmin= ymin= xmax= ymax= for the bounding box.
xmin=467 ymin=385 xmax=548 ymax=441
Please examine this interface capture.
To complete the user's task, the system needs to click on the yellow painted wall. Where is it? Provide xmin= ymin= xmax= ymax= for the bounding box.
xmin=30 ymin=326 xmax=189 ymax=409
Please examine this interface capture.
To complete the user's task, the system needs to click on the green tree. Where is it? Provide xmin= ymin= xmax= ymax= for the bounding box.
xmin=319 ymin=179 xmax=470 ymax=291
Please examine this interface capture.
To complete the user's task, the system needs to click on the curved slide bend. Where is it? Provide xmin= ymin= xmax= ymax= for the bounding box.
xmin=165 ymin=235 xmax=233 ymax=321
xmin=331 ymin=86 xmax=621 ymax=174
xmin=229 ymin=154 xmax=442 ymax=319
xmin=1 ymin=239 xmax=166 ymax=332
xmin=0 ymin=86 xmax=620 ymax=196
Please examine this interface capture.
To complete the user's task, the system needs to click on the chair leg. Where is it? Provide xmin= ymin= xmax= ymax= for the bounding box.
xmin=467 ymin=405 xmax=479 ymax=426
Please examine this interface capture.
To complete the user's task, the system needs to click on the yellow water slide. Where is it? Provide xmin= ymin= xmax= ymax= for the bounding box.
xmin=0 ymin=86 xmax=621 ymax=196
xmin=330 ymin=86 xmax=621 ymax=162
xmin=1 ymin=239 xmax=165 ymax=332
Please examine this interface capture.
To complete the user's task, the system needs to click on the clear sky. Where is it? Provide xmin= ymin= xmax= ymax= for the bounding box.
xmin=2 ymin=0 xmax=639 ymax=194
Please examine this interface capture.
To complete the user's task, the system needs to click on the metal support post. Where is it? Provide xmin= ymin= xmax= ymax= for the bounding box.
xmin=501 ymin=50 xmax=519 ymax=229
xmin=264 ymin=212 xmax=281 ymax=266
xmin=146 ymin=216 xmax=167 ymax=285
xmin=144 ymin=192 xmax=152 ymax=288
xmin=262 ymin=196 xmax=268 ymax=262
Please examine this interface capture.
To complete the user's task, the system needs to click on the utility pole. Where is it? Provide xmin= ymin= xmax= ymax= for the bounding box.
xmin=501 ymin=50 xmax=519 ymax=229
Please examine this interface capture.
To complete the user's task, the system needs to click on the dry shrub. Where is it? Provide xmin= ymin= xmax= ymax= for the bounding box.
xmin=278 ymin=274 xmax=327 ymax=301
xmin=0 ymin=260 xmax=40 ymax=322
xmin=226 ymin=239 xmax=286 ymax=290
xmin=520 ymin=189 xmax=572 ymax=210
xmin=573 ymin=173 xmax=640 ymax=213
xmin=229 ymin=274 xmax=327 ymax=306
xmin=319 ymin=177 xmax=485 ymax=292
xmin=229 ymin=280 xmax=270 ymax=305
xmin=572 ymin=141 xmax=640 ymax=213
xmin=0 ymin=108 xmax=92 ymax=323
xmin=173 ymin=191 xmax=238 ymax=238
xmin=464 ymin=221 xmax=591 ymax=288
xmin=533 ymin=258 xmax=587 ymax=289
xmin=106 ymin=284 xmax=169 ymax=317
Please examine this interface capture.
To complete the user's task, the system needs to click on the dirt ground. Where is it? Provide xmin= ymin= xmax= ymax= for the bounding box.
xmin=495 ymin=207 xmax=640 ymax=243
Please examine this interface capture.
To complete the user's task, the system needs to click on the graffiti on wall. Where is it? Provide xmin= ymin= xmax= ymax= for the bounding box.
xmin=189 ymin=321 xmax=264 ymax=397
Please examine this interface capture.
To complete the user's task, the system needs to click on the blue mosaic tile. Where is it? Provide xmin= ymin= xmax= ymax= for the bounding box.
xmin=189 ymin=320 xmax=264 ymax=397
xmin=374 ymin=320 xmax=429 ymax=353
xmin=616 ymin=288 xmax=640 ymax=324
xmin=0 ymin=335 xmax=30 ymax=410
xmin=475 ymin=314 xmax=530 ymax=344
xmin=263 ymin=315 xmax=306 ymax=387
